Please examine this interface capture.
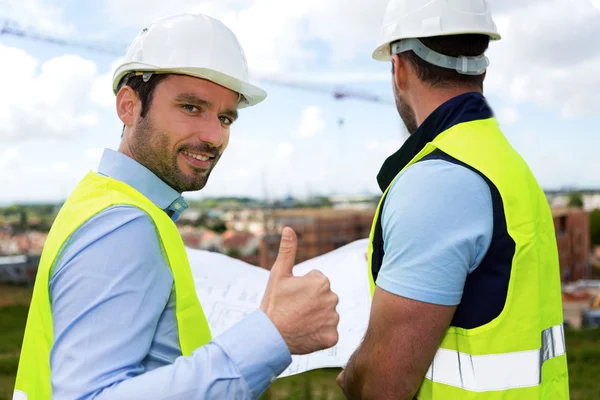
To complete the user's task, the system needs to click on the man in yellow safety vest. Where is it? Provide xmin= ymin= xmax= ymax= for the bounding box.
xmin=15 ymin=13 xmax=340 ymax=400
xmin=337 ymin=0 xmax=569 ymax=398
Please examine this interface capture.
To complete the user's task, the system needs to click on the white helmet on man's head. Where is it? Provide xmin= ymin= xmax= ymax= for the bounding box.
xmin=112 ymin=13 xmax=266 ymax=108
xmin=373 ymin=0 xmax=501 ymax=66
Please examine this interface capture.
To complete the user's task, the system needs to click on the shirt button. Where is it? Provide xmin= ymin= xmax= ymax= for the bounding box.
xmin=174 ymin=203 xmax=181 ymax=210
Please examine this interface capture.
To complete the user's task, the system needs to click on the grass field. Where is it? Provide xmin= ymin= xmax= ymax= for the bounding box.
xmin=0 ymin=285 xmax=599 ymax=399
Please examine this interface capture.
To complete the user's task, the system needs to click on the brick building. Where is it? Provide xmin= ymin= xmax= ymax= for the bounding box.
xmin=552 ymin=208 xmax=590 ymax=282
xmin=258 ymin=206 xmax=592 ymax=280
xmin=259 ymin=208 xmax=374 ymax=269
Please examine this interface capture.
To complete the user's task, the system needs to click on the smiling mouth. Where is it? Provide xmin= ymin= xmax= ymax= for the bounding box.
xmin=181 ymin=150 xmax=214 ymax=161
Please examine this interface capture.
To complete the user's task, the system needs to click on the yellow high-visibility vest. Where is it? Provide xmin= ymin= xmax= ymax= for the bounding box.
xmin=367 ymin=117 xmax=569 ymax=399
xmin=14 ymin=171 xmax=212 ymax=400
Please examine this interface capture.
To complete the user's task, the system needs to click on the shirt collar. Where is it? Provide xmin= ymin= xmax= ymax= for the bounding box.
xmin=97 ymin=149 xmax=188 ymax=219
xmin=376 ymin=92 xmax=494 ymax=191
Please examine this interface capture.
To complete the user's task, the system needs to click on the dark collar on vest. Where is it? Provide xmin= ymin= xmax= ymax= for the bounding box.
xmin=376 ymin=92 xmax=494 ymax=191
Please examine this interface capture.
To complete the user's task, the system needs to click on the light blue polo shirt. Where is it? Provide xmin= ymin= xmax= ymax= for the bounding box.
xmin=376 ymin=158 xmax=494 ymax=306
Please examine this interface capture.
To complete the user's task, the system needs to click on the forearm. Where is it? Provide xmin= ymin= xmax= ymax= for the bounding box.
xmin=342 ymin=342 xmax=419 ymax=400
xmin=69 ymin=311 xmax=291 ymax=400
xmin=343 ymin=339 xmax=387 ymax=399
xmin=342 ymin=347 xmax=367 ymax=399
xmin=90 ymin=341 xmax=254 ymax=400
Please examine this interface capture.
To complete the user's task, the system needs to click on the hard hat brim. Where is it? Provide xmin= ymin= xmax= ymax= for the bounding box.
xmin=372 ymin=30 xmax=502 ymax=62
xmin=112 ymin=64 xmax=267 ymax=108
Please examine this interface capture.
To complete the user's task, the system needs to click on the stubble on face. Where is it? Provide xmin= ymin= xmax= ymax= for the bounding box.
xmin=129 ymin=114 xmax=222 ymax=193
xmin=393 ymin=79 xmax=418 ymax=135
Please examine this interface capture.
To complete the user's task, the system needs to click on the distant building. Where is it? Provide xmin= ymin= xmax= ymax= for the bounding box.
xmin=0 ymin=254 xmax=41 ymax=284
xmin=224 ymin=209 xmax=266 ymax=235
xmin=584 ymin=194 xmax=600 ymax=211
xmin=546 ymin=192 xmax=600 ymax=212
xmin=178 ymin=209 xmax=202 ymax=223
xmin=222 ymin=230 xmax=260 ymax=257
xmin=552 ymin=207 xmax=590 ymax=282
xmin=259 ymin=206 xmax=592 ymax=281
xmin=179 ymin=226 xmax=223 ymax=252
xmin=179 ymin=226 xmax=204 ymax=249
xmin=328 ymin=194 xmax=379 ymax=210
xmin=199 ymin=230 xmax=223 ymax=252
xmin=259 ymin=208 xmax=374 ymax=269
xmin=0 ymin=231 xmax=47 ymax=256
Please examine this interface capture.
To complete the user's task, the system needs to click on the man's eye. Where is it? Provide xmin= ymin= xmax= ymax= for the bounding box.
xmin=183 ymin=105 xmax=198 ymax=113
xmin=219 ymin=116 xmax=233 ymax=125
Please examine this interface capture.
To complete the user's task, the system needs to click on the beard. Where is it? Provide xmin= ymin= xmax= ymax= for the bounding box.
xmin=393 ymin=80 xmax=418 ymax=135
xmin=129 ymin=115 xmax=221 ymax=193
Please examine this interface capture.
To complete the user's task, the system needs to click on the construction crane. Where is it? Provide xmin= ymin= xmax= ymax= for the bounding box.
xmin=0 ymin=19 xmax=394 ymax=106
xmin=0 ymin=19 xmax=125 ymax=55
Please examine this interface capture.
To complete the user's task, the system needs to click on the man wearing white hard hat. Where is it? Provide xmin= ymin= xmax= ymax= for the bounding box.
xmin=15 ymin=14 xmax=339 ymax=399
xmin=338 ymin=0 xmax=569 ymax=398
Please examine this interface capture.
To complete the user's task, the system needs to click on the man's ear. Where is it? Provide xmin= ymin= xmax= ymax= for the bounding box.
xmin=116 ymin=86 xmax=138 ymax=127
xmin=391 ymin=54 xmax=410 ymax=92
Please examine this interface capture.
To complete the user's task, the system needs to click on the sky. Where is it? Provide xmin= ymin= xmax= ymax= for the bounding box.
xmin=0 ymin=0 xmax=599 ymax=204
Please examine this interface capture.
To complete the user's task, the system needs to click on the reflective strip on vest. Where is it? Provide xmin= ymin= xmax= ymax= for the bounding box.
xmin=425 ymin=324 xmax=566 ymax=392
xmin=12 ymin=390 xmax=27 ymax=400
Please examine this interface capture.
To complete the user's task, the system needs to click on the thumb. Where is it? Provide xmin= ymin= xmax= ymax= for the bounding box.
xmin=269 ymin=227 xmax=297 ymax=279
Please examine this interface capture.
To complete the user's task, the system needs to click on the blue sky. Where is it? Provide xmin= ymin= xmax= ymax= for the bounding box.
xmin=0 ymin=0 xmax=599 ymax=203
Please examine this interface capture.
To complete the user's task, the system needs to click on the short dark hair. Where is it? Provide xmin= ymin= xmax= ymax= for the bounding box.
xmin=117 ymin=73 xmax=170 ymax=118
xmin=395 ymin=34 xmax=490 ymax=89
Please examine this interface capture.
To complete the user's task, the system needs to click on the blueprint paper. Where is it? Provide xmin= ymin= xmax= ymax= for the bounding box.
xmin=186 ymin=238 xmax=371 ymax=378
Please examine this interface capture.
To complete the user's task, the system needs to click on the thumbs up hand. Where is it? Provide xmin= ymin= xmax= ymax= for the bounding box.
xmin=260 ymin=227 xmax=340 ymax=355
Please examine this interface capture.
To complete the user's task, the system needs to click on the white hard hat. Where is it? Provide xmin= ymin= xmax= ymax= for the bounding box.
xmin=112 ymin=13 xmax=266 ymax=108
xmin=373 ymin=0 xmax=501 ymax=62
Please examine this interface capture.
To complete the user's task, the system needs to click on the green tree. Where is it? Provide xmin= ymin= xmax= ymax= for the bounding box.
xmin=590 ymin=209 xmax=600 ymax=246
xmin=209 ymin=221 xmax=227 ymax=234
xmin=568 ymin=191 xmax=584 ymax=208
xmin=226 ymin=248 xmax=242 ymax=258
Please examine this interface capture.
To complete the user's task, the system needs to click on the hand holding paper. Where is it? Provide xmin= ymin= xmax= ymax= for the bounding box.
xmin=187 ymin=237 xmax=371 ymax=378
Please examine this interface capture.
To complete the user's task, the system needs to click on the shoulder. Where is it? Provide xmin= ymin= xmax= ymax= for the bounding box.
xmin=51 ymin=205 xmax=165 ymax=279
xmin=383 ymin=158 xmax=492 ymax=225
xmin=387 ymin=158 xmax=490 ymax=202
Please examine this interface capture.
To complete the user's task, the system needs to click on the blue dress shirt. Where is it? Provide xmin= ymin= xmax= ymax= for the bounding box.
xmin=48 ymin=149 xmax=291 ymax=399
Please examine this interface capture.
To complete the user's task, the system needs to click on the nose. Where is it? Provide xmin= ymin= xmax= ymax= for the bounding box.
xmin=196 ymin=113 xmax=224 ymax=148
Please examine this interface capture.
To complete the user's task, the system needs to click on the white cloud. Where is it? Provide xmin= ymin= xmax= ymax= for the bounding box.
xmin=52 ymin=161 xmax=70 ymax=173
xmin=0 ymin=154 xmax=87 ymax=203
xmin=0 ymin=45 xmax=102 ymax=141
xmin=292 ymin=106 xmax=326 ymax=138
xmin=1 ymin=0 xmax=75 ymax=36
xmin=486 ymin=0 xmax=600 ymax=117
xmin=285 ymin=0 xmax=387 ymax=64
xmin=101 ymin=0 xmax=600 ymax=117
xmin=0 ymin=148 xmax=19 ymax=170
xmin=255 ymin=71 xmax=390 ymax=85
xmin=276 ymin=142 xmax=295 ymax=160
xmin=84 ymin=148 xmax=104 ymax=162
xmin=91 ymin=58 xmax=123 ymax=108
xmin=105 ymin=0 xmax=388 ymax=74
xmin=105 ymin=0 xmax=240 ymax=28
xmin=2 ymin=0 xmax=599 ymax=202
xmin=499 ymin=107 xmax=519 ymax=126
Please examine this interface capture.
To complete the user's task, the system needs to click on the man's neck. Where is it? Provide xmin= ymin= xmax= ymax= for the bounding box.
xmin=412 ymin=87 xmax=482 ymax=128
